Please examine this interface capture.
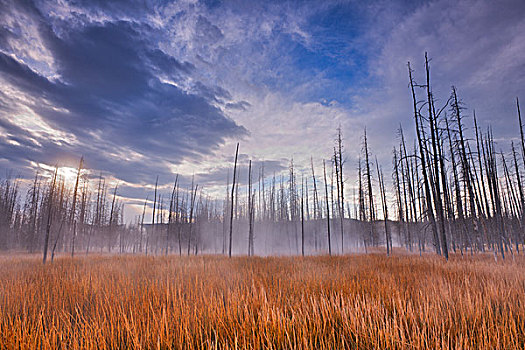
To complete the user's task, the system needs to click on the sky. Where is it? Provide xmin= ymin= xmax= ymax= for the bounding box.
xmin=1 ymin=0 xmax=524 ymax=222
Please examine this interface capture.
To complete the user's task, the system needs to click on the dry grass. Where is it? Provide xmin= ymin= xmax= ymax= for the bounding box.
xmin=0 ymin=253 xmax=524 ymax=349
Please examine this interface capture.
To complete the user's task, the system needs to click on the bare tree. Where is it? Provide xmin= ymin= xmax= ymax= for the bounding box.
xmin=323 ymin=160 xmax=331 ymax=255
xmin=43 ymin=167 xmax=58 ymax=264
xmin=229 ymin=143 xmax=239 ymax=257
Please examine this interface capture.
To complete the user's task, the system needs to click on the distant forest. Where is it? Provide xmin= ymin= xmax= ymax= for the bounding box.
xmin=1 ymin=54 xmax=523 ymax=262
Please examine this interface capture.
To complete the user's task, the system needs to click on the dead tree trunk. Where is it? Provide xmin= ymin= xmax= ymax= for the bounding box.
xmin=425 ymin=53 xmax=448 ymax=260
xmin=336 ymin=127 xmax=345 ymax=254
xmin=248 ymin=160 xmax=254 ymax=256
xmin=43 ymin=167 xmax=58 ymax=264
xmin=187 ymin=179 xmax=197 ymax=256
xmin=70 ymin=157 xmax=83 ymax=257
xmin=377 ymin=158 xmax=391 ymax=255
xmin=323 ymin=160 xmax=331 ymax=255
xmin=311 ymin=157 xmax=321 ymax=252
xmin=363 ymin=129 xmax=376 ymax=246
xmin=408 ymin=61 xmax=441 ymax=256
xmin=301 ymin=176 xmax=305 ymax=256
xmin=229 ymin=143 xmax=239 ymax=257
xmin=166 ymin=175 xmax=178 ymax=255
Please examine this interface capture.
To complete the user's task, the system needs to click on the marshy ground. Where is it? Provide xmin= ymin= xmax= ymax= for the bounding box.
xmin=0 ymin=252 xmax=524 ymax=349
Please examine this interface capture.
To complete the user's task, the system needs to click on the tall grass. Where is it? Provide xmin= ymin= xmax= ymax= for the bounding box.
xmin=0 ymin=253 xmax=524 ymax=349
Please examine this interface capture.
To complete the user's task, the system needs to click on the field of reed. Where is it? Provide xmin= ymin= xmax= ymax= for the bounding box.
xmin=0 ymin=253 xmax=524 ymax=349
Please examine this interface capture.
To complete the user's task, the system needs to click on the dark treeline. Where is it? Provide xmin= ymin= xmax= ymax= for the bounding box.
xmin=0 ymin=54 xmax=523 ymax=261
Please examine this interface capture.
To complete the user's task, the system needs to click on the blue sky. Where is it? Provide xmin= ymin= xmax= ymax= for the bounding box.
xmin=1 ymin=0 xmax=524 ymax=221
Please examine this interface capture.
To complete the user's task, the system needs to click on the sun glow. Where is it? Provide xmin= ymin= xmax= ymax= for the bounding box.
xmin=30 ymin=162 xmax=84 ymax=184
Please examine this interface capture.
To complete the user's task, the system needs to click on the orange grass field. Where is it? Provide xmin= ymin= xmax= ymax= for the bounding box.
xmin=0 ymin=253 xmax=524 ymax=349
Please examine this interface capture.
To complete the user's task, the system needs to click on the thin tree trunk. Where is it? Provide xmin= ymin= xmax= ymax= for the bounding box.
xmin=43 ymin=167 xmax=58 ymax=264
xmin=323 ymin=160 xmax=331 ymax=255
xmin=229 ymin=143 xmax=239 ymax=258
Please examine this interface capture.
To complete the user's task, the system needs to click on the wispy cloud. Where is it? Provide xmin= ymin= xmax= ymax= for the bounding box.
xmin=0 ymin=0 xmax=246 ymax=186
